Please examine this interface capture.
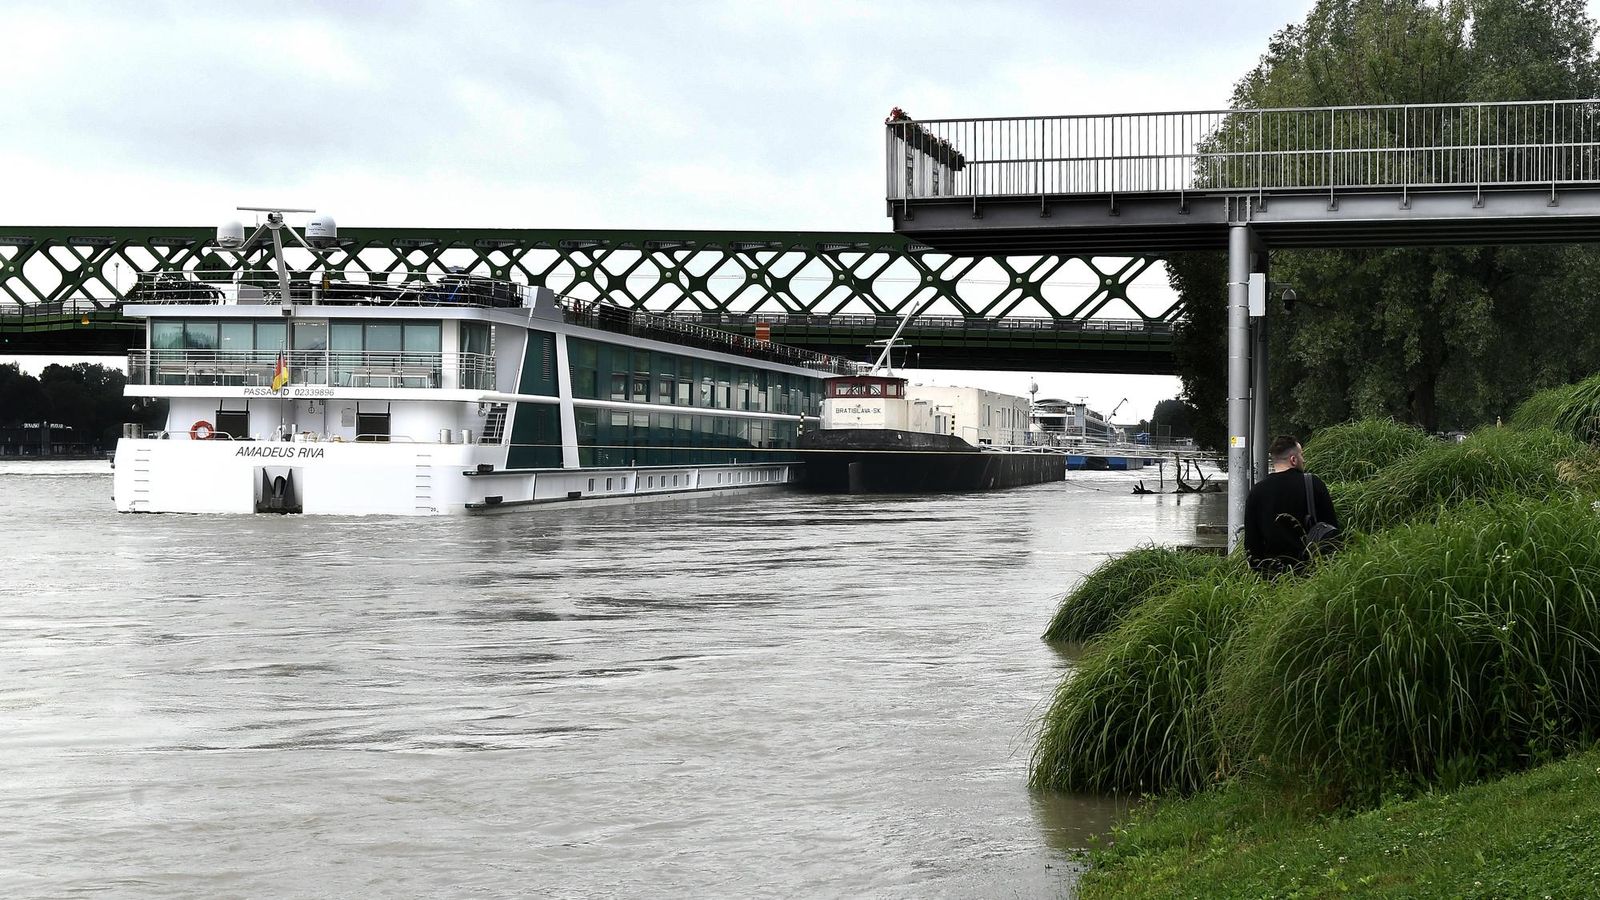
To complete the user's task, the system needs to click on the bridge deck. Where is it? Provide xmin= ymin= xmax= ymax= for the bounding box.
xmin=887 ymin=100 xmax=1600 ymax=252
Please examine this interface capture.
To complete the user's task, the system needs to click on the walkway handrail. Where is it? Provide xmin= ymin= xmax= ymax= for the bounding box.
xmin=886 ymin=99 xmax=1600 ymax=202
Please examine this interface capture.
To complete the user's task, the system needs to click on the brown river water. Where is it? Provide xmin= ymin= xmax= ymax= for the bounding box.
xmin=0 ymin=462 xmax=1222 ymax=899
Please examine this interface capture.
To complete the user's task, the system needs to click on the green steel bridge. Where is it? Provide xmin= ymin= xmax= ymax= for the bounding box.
xmin=0 ymin=227 xmax=1177 ymax=373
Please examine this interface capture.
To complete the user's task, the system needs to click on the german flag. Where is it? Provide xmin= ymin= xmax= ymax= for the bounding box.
xmin=271 ymin=350 xmax=290 ymax=392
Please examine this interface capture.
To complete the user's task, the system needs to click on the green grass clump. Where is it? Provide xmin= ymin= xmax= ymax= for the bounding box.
xmin=1079 ymin=748 xmax=1600 ymax=899
xmin=1510 ymin=379 xmax=1585 ymax=432
xmin=1336 ymin=426 xmax=1594 ymax=534
xmin=1031 ymin=570 xmax=1272 ymax=796
xmin=1302 ymin=418 xmax=1434 ymax=483
xmin=1043 ymin=546 xmax=1238 ymax=643
xmin=1225 ymin=497 xmax=1600 ymax=801
xmin=1551 ymin=374 xmax=1600 ymax=444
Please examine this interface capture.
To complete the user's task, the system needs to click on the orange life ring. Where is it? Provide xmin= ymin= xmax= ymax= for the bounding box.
xmin=190 ymin=420 xmax=215 ymax=440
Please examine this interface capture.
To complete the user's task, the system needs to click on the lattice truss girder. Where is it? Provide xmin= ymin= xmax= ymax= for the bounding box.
xmin=0 ymin=228 xmax=1181 ymax=323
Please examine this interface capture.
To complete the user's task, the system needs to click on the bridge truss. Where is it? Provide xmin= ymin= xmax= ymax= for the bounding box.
xmin=0 ymin=227 xmax=1178 ymax=371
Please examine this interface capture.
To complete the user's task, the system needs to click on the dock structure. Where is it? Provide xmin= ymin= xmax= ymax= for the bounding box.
xmin=884 ymin=100 xmax=1600 ymax=549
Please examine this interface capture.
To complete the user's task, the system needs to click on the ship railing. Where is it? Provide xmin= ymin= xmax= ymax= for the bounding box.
xmin=672 ymin=312 xmax=1174 ymax=334
xmin=127 ymin=349 xmax=495 ymax=390
xmin=125 ymin=270 xmax=534 ymax=309
xmin=554 ymin=295 xmax=860 ymax=375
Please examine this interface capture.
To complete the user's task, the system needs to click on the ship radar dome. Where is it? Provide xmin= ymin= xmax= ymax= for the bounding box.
xmin=216 ymin=220 xmax=245 ymax=248
xmin=306 ymin=214 xmax=337 ymax=245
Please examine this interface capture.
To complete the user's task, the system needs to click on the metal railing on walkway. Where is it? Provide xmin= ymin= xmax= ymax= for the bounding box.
xmin=127 ymin=349 xmax=496 ymax=390
xmin=887 ymin=100 xmax=1600 ymax=202
xmin=125 ymin=270 xmax=532 ymax=308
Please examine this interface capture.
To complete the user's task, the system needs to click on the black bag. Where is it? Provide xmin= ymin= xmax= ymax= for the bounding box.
xmin=1303 ymin=473 xmax=1339 ymax=553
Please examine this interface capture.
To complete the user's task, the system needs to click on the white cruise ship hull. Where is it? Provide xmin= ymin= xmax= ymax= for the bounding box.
xmin=112 ymin=437 xmax=795 ymax=515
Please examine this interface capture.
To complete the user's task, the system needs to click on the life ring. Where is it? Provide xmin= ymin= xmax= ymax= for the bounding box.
xmin=190 ymin=420 xmax=215 ymax=440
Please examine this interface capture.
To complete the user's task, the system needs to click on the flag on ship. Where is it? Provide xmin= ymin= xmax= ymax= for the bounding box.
xmin=271 ymin=350 xmax=290 ymax=392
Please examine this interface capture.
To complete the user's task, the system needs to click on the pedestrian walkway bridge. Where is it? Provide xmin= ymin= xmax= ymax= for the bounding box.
xmin=883 ymin=98 xmax=1600 ymax=550
xmin=887 ymin=100 xmax=1600 ymax=251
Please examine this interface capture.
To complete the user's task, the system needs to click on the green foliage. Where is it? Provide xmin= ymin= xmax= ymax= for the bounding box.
xmin=1225 ymin=498 xmax=1600 ymax=802
xmin=1336 ymin=427 xmax=1592 ymax=533
xmin=1301 ymin=418 xmax=1434 ymax=482
xmin=1031 ymin=570 xmax=1271 ymax=796
xmin=1080 ymin=747 xmax=1600 ymax=899
xmin=1509 ymin=379 xmax=1585 ymax=432
xmin=1169 ymin=0 xmax=1600 ymax=443
xmin=0 ymin=361 xmax=160 ymax=447
xmin=1042 ymin=546 xmax=1237 ymax=643
xmin=1550 ymin=373 xmax=1600 ymax=444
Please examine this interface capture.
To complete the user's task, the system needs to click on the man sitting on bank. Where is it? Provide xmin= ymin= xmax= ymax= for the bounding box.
xmin=1244 ymin=434 xmax=1340 ymax=575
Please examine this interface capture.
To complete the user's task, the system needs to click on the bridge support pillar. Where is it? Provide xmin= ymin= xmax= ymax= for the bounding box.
xmin=1226 ymin=224 xmax=1265 ymax=553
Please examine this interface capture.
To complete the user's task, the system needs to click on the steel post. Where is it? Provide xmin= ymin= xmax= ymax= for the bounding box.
xmin=1252 ymin=308 xmax=1269 ymax=483
xmin=1227 ymin=224 xmax=1252 ymax=551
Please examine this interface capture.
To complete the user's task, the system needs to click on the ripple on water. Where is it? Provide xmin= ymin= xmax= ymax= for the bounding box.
xmin=0 ymin=472 xmax=1223 ymax=898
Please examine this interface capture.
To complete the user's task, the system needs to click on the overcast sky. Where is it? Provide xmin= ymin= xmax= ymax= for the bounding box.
xmin=2 ymin=0 xmax=1340 ymax=421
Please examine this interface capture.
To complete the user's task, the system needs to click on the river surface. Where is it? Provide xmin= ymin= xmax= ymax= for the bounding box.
xmin=0 ymin=461 xmax=1222 ymax=899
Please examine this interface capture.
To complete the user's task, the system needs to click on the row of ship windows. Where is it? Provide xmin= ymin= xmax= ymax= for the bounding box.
xmin=566 ymin=337 xmax=823 ymax=416
xmin=585 ymin=469 xmax=780 ymax=493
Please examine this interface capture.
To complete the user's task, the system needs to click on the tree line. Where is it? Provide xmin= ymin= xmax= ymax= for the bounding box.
xmin=0 ymin=362 xmax=165 ymax=450
xmin=1169 ymin=0 xmax=1600 ymax=448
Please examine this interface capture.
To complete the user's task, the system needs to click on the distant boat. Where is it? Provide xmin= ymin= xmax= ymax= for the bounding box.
xmin=798 ymin=374 xmax=1062 ymax=493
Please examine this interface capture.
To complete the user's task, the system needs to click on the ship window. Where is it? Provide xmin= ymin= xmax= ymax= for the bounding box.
xmin=606 ymin=477 xmax=613 ymax=491
xmin=610 ymin=373 xmax=628 ymax=402
xmin=403 ymin=323 xmax=441 ymax=353
xmin=331 ymin=322 xmax=363 ymax=351
xmin=588 ymin=478 xmax=595 ymax=492
xmin=292 ymin=321 xmax=327 ymax=351
xmin=363 ymin=323 xmax=401 ymax=353
xmin=461 ymin=321 xmax=491 ymax=357
xmin=255 ymin=321 xmax=286 ymax=354
xmin=151 ymin=321 xmax=184 ymax=350
xmin=183 ymin=321 xmax=219 ymax=350
xmin=220 ymin=321 xmax=253 ymax=353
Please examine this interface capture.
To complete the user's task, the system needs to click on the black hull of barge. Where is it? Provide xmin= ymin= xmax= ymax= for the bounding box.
xmin=797 ymin=429 xmax=1064 ymax=493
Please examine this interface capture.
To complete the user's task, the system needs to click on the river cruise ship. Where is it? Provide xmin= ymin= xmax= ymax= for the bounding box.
xmin=113 ymin=224 xmax=847 ymax=515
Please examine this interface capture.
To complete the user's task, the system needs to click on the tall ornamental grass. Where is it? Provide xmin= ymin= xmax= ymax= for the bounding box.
xmin=1551 ymin=374 xmax=1600 ymax=444
xmin=1509 ymin=380 xmax=1586 ymax=433
xmin=1335 ymin=427 xmax=1593 ymax=534
xmin=1031 ymin=570 xmax=1272 ymax=795
xmin=1301 ymin=419 xmax=1434 ymax=483
xmin=1043 ymin=546 xmax=1239 ymax=643
xmin=1224 ymin=498 xmax=1600 ymax=801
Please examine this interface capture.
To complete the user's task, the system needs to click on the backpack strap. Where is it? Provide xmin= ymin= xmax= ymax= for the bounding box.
xmin=1303 ymin=472 xmax=1319 ymax=531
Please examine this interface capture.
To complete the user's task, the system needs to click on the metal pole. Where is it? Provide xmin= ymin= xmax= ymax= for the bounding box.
xmin=1252 ymin=309 xmax=1270 ymax=483
xmin=1227 ymin=224 xmax=1252 ymax=552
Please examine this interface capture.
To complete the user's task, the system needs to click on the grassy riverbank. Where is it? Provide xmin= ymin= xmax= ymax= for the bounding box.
xmin=1079 ymin=748 xmax=1600 ymax=898
xmin=1036 ymin=402 xmax=1600 ymax=896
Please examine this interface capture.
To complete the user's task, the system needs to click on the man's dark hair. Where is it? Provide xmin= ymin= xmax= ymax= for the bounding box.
xmin=1269 ymin=434 xmax=1302 ymax=461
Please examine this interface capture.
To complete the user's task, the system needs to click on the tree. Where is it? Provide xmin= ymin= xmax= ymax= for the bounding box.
xmin=1170 ymin=0 xmax=1600 ymax=443
xmin=0 ymin=363 xmax=45 ymax=425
